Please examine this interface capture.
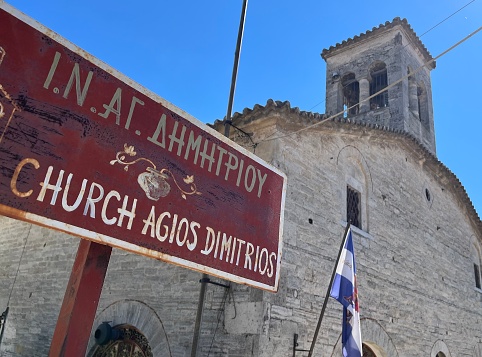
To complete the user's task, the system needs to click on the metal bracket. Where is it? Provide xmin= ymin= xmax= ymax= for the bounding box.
xmin=293 ymin=334 xmax=310 ymax=357
xmin=0 ymin=307 xmax=10 ymax=346
xmin=199 ymin=277 xmax=230 ymax=289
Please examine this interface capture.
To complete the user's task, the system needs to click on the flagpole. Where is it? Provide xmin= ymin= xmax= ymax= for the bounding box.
xmin=307 ymin=224 xmax=351 ymax=357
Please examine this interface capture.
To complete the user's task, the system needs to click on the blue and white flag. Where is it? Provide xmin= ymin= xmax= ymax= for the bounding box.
xmin=330 ymin=227 xmax=362 ymax=357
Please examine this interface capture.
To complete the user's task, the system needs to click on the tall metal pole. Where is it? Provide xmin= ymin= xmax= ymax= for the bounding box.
xmin=190 ymin=273 xmax=209 ymax=357
xmin=224 ymin=0 xmax=248 ymax=138
xmin=191 ymin=1 xmax=248 ymax=356
xmin=307 ymin=224 xmax=351 ymax=357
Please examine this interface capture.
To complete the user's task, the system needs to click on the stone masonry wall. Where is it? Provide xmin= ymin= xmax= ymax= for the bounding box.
xmin=0 ymin=111 xmax=480 ymax=357
xmin=0 ymin=218 xmax=79 ymax=356
xmin=233 ymin=118 xmax=482 ymax=357
xmin=0 ymin=216 xmax=259 ymax=356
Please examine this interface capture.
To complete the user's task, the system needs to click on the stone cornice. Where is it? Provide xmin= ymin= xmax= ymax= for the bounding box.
xmin=211 ymin=100 xmax=480 ymax=235
xmin=321 ymin=17 xmax=435 ymax=69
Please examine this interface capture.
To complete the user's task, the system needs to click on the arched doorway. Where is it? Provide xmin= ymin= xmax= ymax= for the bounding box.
xmin=363 ymin=343 xmax=377 ymax=357
xmin=331 ymin=319 xmax=398 ymax=357
xmin=91 ymin=324 xmax=153 ymax=357
xmin=87 ymin=300 xmax=171 ymax=356
xmin=431 ymin=340 xmax=451 ymax=357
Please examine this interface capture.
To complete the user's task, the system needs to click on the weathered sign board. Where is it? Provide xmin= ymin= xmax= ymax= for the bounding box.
xmin=0 ymin=3 xmax=286 ymax=291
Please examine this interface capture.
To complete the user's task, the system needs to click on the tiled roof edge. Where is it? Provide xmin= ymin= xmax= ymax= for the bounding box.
xmin=321 ymin=17 xmax=434 ymax=68
xmin=211 ymin=99 xmax=326 ymax=128
xmin=211 ymin=100 xmax=480 ymax=232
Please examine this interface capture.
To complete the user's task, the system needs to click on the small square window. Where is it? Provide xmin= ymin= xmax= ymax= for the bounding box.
xmin=347 ymin=186 xmax=361 ymax=229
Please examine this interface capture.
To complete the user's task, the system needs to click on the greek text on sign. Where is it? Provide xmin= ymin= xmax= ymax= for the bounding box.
xmin=0 ymin=2 xmax=286 ymax=292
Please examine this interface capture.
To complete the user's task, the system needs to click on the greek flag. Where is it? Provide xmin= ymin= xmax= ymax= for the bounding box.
xmin=330 ymin=227 xmax=362 ymax=357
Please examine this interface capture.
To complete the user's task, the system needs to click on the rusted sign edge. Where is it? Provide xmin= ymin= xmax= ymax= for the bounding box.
xmin=0 ymin=203 xmax=282 ymax=292
xmin=0 ymin=1 xmax=287 ymax=291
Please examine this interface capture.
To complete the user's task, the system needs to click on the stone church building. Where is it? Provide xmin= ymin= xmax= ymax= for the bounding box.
xmin=0 ymin=17 xmax=481 ymax=357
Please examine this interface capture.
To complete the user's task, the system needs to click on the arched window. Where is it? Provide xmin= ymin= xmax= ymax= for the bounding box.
xmin=342 ymin=73 xmax=359 ymax=117
xmin=431 ymin=339 xmax=452 ymax=357
xmin=417 ymin=82 xmax=429 ymax=129
xmin=337 ymin=145 xmax=372 ymax=233
xmin=471 ymin=242 xmax=482 ymax=290
xmin=347 ymin=186 xmax=361 ymax=229
xmin=369 ymin=62 xmax=388 ymax=109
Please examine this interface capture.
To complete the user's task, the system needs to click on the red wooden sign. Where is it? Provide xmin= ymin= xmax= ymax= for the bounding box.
xmin=0 ymin=4 xmax=286 ymax=292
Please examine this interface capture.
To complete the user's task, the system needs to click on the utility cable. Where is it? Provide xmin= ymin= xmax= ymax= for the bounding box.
xmin=418 ymin=0 xmax=477 ymax=38
xmin=259 ymin=25 xmax=482 ymax=144
xmin=7 ymin=225 xmax=31 ymax=306
xmin=1 ymin=223 xmax=31 ymax=347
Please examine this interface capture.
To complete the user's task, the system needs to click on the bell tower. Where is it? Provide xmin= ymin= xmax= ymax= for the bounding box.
xmin=322 ymin=18 xmax=437 ymax=154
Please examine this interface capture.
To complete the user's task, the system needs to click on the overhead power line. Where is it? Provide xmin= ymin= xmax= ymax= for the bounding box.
xmin=417 ymin=0 xmax=477 ymax=38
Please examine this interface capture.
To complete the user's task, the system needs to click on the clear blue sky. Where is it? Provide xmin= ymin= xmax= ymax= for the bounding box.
xmin=4 ymin=0 xmax=482 ymax=218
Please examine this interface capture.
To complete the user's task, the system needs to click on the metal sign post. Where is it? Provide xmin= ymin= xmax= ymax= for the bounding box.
xmin=49 ymin=240 xmax=112 ymax=356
